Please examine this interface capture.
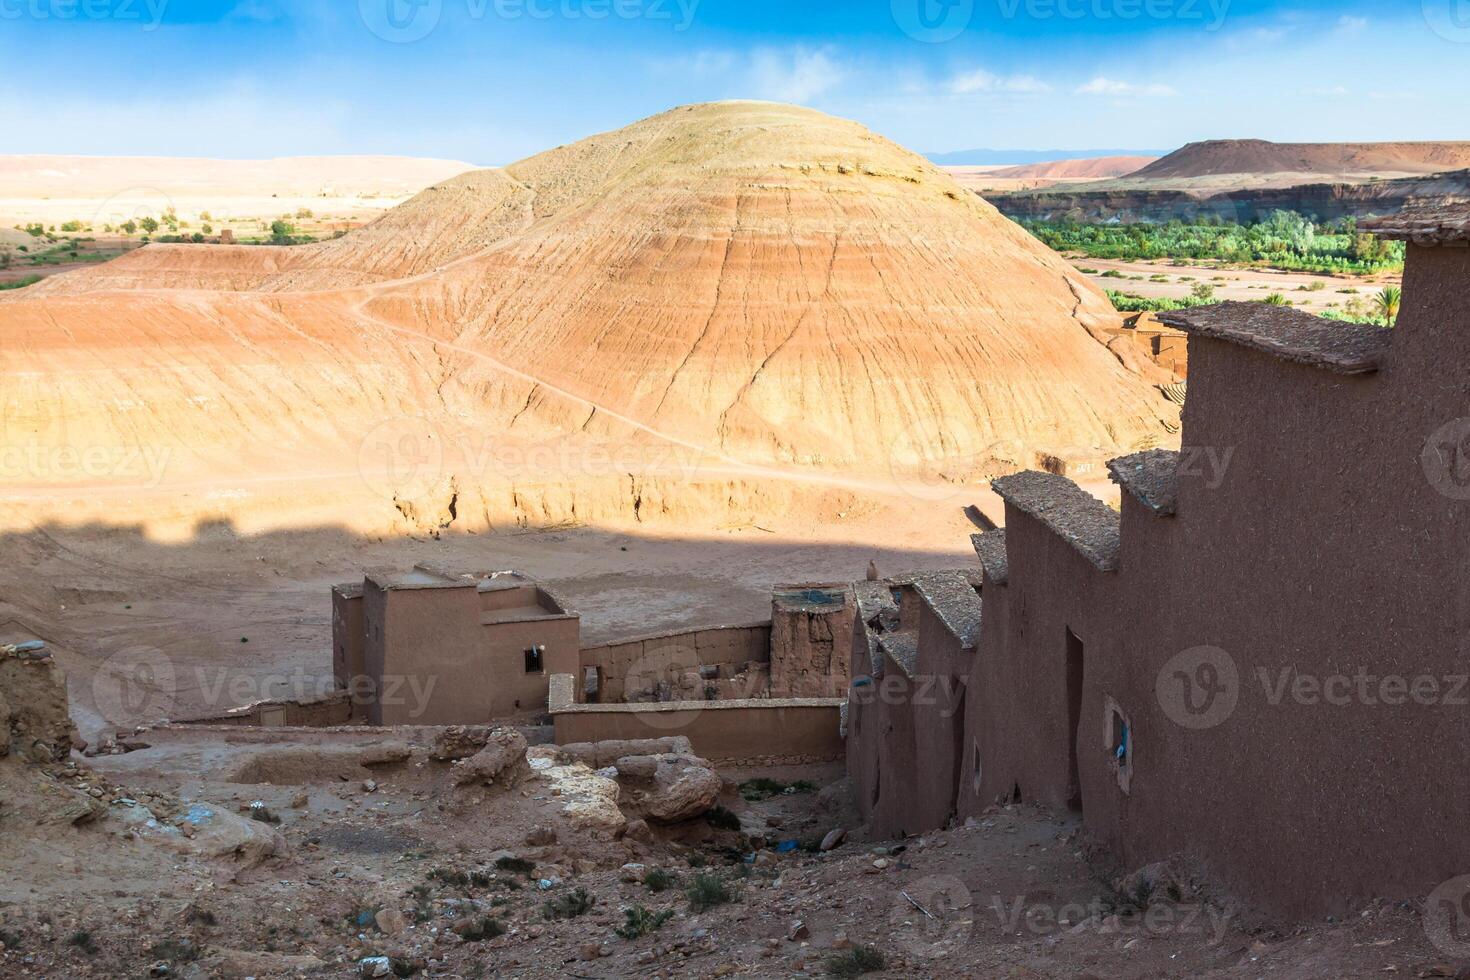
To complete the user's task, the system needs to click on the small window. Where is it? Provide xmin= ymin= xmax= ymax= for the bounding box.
xmin=1104 ymin=697 xmax=1132 ymax=794
xmin=524 ymin=646 xmax=545 ymax=674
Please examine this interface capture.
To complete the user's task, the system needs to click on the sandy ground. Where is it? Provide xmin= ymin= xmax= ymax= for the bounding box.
xmin=1074 ymin=257 xmax=1401 ymax=315
xmin=0 ymin=154 xmax=477 ymax=228
xmin=1 ymin=484 xmax=1028 ymax=738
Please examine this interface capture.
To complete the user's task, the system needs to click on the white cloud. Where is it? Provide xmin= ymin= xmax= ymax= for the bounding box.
xmin=227 ymin=0 xmax=285 ymax=22
xmin=1338 ymin=15 xmax=1368 ymax=31
xmin=1074 ymin=77 xmax=1177 ymax=97
xmin=1306 ymin=85 xmax=1350 ymax=97
xmin=947 ymin=68 xmax=1051 ymax=95
xmin=648 ymin=46 xmax=848 ymax=106
xmin=748 ymin=47 xmax=847 ymax=104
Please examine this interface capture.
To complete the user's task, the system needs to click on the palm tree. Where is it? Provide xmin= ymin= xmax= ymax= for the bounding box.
xmin=1376 ymin=286 xmax=1402 ymax=327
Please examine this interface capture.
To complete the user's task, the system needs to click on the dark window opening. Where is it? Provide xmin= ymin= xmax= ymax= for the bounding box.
xmin=1106 ymin=698 xmax=1133 ymax=794
xmin=971 ymin=738 xmax=983 ymax=795
xmin=524 ymin=646 xmax=545 ymax=674
xmin=1065 ymin=628 xmax=1085 ymax=814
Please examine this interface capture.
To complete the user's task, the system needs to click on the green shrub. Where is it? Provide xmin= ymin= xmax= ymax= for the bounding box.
xmin=643 ymin=868 xmax=677 ymax=892
xmin=826 ymin=945 xmax=887 ymax=977
xmin=705 ymin=805 xmax=741 ymax=831
xmin=615 ymin=905 xmax=675 ymax=940
xmin=428 ymin=868 xmax=470 ymax=888
xmin=543 ymin=887 xmax=595 ymax=920
xmin=455 ymin=916 xmax=505 ymax=942
xmin=149 ymin=938 xmax=201 ymax=963
xmin=738 ymin=778 xmax=818 ymax=802
xmin=494 ymin=856 xmax=536 ymax=876
xmin=686 ymin=873 xmax=737 ymax=912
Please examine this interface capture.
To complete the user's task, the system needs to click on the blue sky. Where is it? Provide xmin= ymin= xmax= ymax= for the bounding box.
xmin=2 ymin=0 xmax=1467 ymax=162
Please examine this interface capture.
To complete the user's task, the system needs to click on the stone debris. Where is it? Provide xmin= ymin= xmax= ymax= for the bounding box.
xmin=452 ymin=728 xmax=531 ymax=788
xmin=557 ymin=735 xmax=694 ymax=769
xmin=431 ymin=724 xmax=497 ymax=761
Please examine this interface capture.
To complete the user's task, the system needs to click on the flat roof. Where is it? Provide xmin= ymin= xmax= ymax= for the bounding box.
xmin=878 ymin=630 xmax=919 ymax=679
xmin=1158 ymin=302 xmax=1391 ymax=375
xmin=852 ymin=580 xmax=898 ymax=621
xmin=971 ymin=529 xmax=1009 ymax=586
xmin=477 ymin=571 xmax=537 ymax=593
xmin=772 ymin=584 xmax=850 ymax=613
xmin=365 ymin=567 xmax=467 ymax=591
xmin=912 ymin=572 xmax=983 ymax=650
xmin=1362 ymin=205 xmax=1470 ymax=245
xmin=992 ymin=470 xmax=1121 ymax=573
xmin=1108 ymin=449 xmax=1180 ymax=517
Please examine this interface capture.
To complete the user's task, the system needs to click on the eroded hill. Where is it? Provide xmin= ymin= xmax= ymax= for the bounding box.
xmin=1 ymin=102 xmax=1175 ymax=534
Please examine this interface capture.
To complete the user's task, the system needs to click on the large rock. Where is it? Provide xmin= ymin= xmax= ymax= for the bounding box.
xmin=558 ymin=736 xmax=694 ymax=770
xmin=228 ymin=741 xmax=411 ymax=785
xmin=617 ymin=753 xmax=722 ymax=824
xmin=431 ymin=725 xmax=497 ymax=761
xmin=205 ymin=947 xmax=327 ymax=978
xmin=121 ymin=800 xmax=286 ymax=867
xmin=526 ymin=747 xmax=625 ymax=838
xmin=453 ymin=729 xmax=529 ymax=788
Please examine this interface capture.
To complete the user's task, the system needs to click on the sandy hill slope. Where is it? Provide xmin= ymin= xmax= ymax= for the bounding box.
xmin=1 ymin=102 xmax=1173 ymax=532
xmin=1132 ymin=139 xmax=1470 ymax=180
xmin=991 ymin=155 xmax=1158 ymax=179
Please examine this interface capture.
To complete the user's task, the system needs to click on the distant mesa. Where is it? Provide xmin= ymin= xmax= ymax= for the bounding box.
xmin=1129 ymin=138 xmax=1470 ymax=180
xmin=986 ymin=138 xmax=1470 ymax=223
xmin=926 ymin=147 xmax=1165 ymax=167
xmin=988 ymin=156 xmax=1160 ymax=180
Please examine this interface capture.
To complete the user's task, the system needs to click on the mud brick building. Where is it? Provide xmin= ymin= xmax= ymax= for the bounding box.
xmin=847 ymin=570 xmax=981 ymax=839
xmin=334 ymin=566 xmax=580 ymax=725
xmin=853 ymin=205 xmax=1470 ymax=917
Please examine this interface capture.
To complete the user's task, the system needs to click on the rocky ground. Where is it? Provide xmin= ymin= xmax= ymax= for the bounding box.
xmin=3 ymin=646 xmax=1467 ymax=980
